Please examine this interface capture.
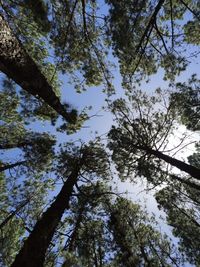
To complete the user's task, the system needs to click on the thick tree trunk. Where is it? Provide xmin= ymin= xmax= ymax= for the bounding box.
xmin=135 ymin=145 xmax=200 ymax=180
xmin=0 ymin=14 xmax=77 ymax=124
xmin=11 ymin=167 xmax=80 ymax=267
xmin=0 ymin=160 xmax=26 ymax=172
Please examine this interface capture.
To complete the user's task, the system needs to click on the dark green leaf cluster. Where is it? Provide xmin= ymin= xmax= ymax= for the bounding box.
xmin=170 ymin=74 xmax=200 ymax=130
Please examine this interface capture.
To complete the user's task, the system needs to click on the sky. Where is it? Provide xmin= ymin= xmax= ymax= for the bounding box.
xmin=49 ymin=36 xmax=199 ymax=267
xmin=1 ymin=2 xmax=200 ymax=265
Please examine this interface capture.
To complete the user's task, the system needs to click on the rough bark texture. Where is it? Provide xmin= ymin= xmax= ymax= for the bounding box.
xmin=135 ymin=145 xmax=200 ymax=180
xmin=11 ymin=167 xmax=80 ymax=267
xmin=0 ymin=14 xmax=77 ymax=123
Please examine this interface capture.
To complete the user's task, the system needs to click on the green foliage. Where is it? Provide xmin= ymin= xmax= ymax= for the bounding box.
xmin=1 ymin=1 xmax=200 ymax=266
xmin=49 ymin=0 xmax=108 ymax=88
xmin=156 ymin=184 xmax=200 ymax=266
xmin=23 ymin=0 xmax=51 ymax=32
xmin=107 ymin=89 xmax=177 ymax=184
xmin=170 ymin=74 xmax=200 ymax=130
xmin=0 ymin=173 xmax=24 ymax=266
xmin=0 ymin=84 xmax=56 ymax=173
xmin=2 ymin=0 xmax=200 ymax=97
xmin=184 ymin=20 xmax=200 ymax=45
xmin=108 ymin=198 xmax=181 ymax=267
xmin=188 ymin=142 xmax=200 ymax=168
xmin=57 ymin=141 xmax=111 ymax=181
xmin=1 ymin=75 xmax=59 ymax=125
xmin=57 ymin=107 xmax=89 ymax=134
xmin=105 ymin=0 xmax=199 ymax=86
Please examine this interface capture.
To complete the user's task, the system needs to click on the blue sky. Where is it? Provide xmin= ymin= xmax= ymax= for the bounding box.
xmin=1 ymin=3 xmax=200 ymax=265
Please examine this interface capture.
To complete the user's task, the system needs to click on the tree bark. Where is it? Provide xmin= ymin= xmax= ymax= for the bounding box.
xmin=0 ymin=14 xmax=77 ymax=124
xmin=11 ymin=166 xmax=80 ymax=267
xmin=0 ymin=160 xmax=26 ymax=172
xmin=135 ymin=145 xmax=200 ymax=180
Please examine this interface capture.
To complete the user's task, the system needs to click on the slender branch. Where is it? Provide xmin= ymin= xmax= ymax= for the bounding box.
xmin=135 ymin=0 xmax=166 ymax=54
xmin=179 ymin=0 xmax=200 ymax=22
xmin=170 ymin=0 xmax=174 ymax=49
xmin=154 ymin=21 xmax=169 ymax=54
xmin=0 ymin=160 xmax=26 ymax=172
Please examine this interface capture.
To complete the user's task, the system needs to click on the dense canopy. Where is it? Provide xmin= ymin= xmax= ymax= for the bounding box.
xmin=0 ymin=0 xmax=200 ymax=266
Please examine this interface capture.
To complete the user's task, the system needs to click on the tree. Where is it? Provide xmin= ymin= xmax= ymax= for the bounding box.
xmin=170 ymin=74 xmax=200 ymax=131
xmin=107 ymin=197 xmax=181 ymax=267
xmin=155 ymin=184 xmax=200 ymax=266
xmin=60 ymin=181 xmax=116 ymax=267
xmin=108 ymin=89 xmax=200 ymax=186
xmin=156 ymin=147 xmax=200 ymax=266
xmin=105 ymin=0 xmax=200 ymax=86
xmin=1 ymin=1 xmax=200 ymax=266
xmin=0 ymin=172 xmax=25 ymax=266
xmin=60 ymin=188 xmax=184 ymax=267
xmin=11 ymin=142 xmax=110 ymax=267
xmin=0 ymin=163 xmax=55 ymax=266
xmin=0 ymin=87 xmax=56 ymax=173
xmin=2 ymin=0 xmax=200 ymax=96
xmin=0 ymin=14 xmax=77 ymax=124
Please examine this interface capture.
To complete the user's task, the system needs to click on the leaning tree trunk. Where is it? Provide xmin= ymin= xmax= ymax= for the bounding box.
xmin=11 ymin=166 xmax=81 ymax=267
xmin=135 ymin=145 xmax=200 ymax=180
xmin=0 ymin=14 xmax=77 ymax=124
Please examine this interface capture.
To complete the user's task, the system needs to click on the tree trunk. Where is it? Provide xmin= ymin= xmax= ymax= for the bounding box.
xmin=152 ymin=166 xmax=200 ymax=191
xmin=135 ymin=145 xmax=200 ymax=180
xmin=170 ymin=174 xmax=200 ymax=191
xmin=0 ymin=160 xmax=26 ymax=172
xmin=11 ymin=166 xmax=80 ymax=267
xmin=0 ymin=14 xmax=77 ymax=124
